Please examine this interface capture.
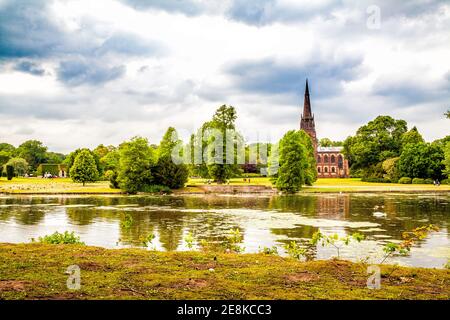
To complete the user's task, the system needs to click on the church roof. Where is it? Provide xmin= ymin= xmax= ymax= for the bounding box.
xmin=317 ymin=146 xmax=344 ymax=152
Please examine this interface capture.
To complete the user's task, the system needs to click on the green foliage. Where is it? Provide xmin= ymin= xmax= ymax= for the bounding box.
xmin=398 ymin=177 xmax=412 ymax=184
xmin=69 ymin=150 xmax=99 ymax=185
xmin=319 ymin=138 xmax=343 ymax=147
xmin=0 ymin=150 xmax=12 ymax=169
xmin=343 ymin=116 xmax=408 ymax=170
xmin=46 ymin=152 xmax=65 ymax=164
xmin=380 ymin=225 xmax=438 ymax=264
xmin=223 ymin=228 xmax=244 ymax=253
xmin=65 ymin=148 xmax=102 ymax=177
xmin=6 ymin=165 xmax=14 ymax=180
xmin=283 ymin=241 xmax=306 ymax=260
xmin=275 ymin=130 xmax=312 ymax=193
xmin=445 ymin=109 xmax=450 ymax=119
xmin=121 ymin=214 xmax=133 ymax=229
xmin=117 ymin=137 xmax=155 ymax=194
xmin=36 ymin=164 xmax=66 ymax=177
xmin=141 ymin=233 xmax=155 ymax=247
xmin=441 ymin=179 xmax=449 ymax=185
xmin=401 ymin=126 xmax=424 ymax=148
xmin=37 ymin=231 xmax=84 ymax=245
xmin=258 ymin=246 xmax=279 ymax=256
xmin=412 ymin=178 xmax=425 ymax=184
xmin=184 ymin=232 xmax=195 ymax=250
xmin=104 ymin=170 xmax=119 ymax=189
xmin=443 ymin=142 xmax=450 ymax=178
xmin=16 ymin=140 xmax=48 ymax=172
xmin=5 ymin=157 xmax=29 ymax=176
xmin=140 ymin=184 xmax=172 ymax=194
xmin=310 ymin=231 xmax=365 ymax=259
xmin=382 ymin=157 xmax=400 ymax=181
xmin=398 ymin=142 xmax=445 ymax=179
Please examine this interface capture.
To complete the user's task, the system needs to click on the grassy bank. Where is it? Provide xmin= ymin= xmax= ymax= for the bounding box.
xmin=0 ymin=177 xmax=122 ymax=194
xmin=1 ymin=177 xmax=449 ymax=195
xmin=0 ymin=243 xmax=449 ymax=300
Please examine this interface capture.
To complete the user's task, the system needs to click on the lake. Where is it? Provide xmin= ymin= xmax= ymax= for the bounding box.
xmin=0 ymin=193 xmax=448 ymax=268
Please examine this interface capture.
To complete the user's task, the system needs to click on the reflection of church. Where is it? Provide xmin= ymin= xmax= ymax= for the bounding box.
xmin=300 ymin=80 xmax=349 ymax=178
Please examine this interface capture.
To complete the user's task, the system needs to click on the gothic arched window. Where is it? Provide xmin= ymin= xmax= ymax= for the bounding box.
xmin=332 ymin=167 xmax=336 ymax=173
xmin=324 ymin=155 xmax=329 ymax=163
xmin=317 ymin=155 xmax=322 ymax=163
xmin=338 ymin=155 xmax=343 ymax=169
xmin=324 ymin=167 xmax=328 ymax=173
xmin=331 ymin=155 xmax=336 ymax=163
xmin=318 ymin=167 xmax=321 ymax=173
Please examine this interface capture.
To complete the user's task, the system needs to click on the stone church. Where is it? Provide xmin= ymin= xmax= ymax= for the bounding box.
xmin=300 ymin=80 xmax=349 ymax=178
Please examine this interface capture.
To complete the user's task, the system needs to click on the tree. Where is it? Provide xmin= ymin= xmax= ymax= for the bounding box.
xmin=5 ymin=165 xmax=14 ymax=180
xmin=275 ymin=130 xmax=308 ymax=193
xmin=117 ymin=137 xmax=155 ymax=193
xmin=299 ymin=130 xmax=318 ymax=185
xmin=65 ymin=148 xmax=101 ymax=177
xmin=445 ymin=109 xmax=449 ymax=119
xmin=382 ymin=157 xmax=400 ymax=181
xmin=443 ymin=142 xmax=450 ymax=177
xmin=5 ymin=157 xmax=29 ymax=176
xmin=46 ymin=152 xmax=66 ymax=164
xmin=319 ymin=138 xmax=343 ymax=147
xmin=343 ymin=116 xmax=407 ymax=170
xmin=0 ymin=151 xmax=11 ymax=169
xmin=153 ymin=127 xmax=189 ymax=189
xmin=69 ymin=150 xmax=99 ymax=186
xmin=206 ymin=105 xmax=241 ymax=183
xmin=401 ymin=126 xmax=424 ymax=148
xmin=15 ymin=140 xmax=48 ymax=171
xmin=398 ymin=142 xmax=445 ymax=179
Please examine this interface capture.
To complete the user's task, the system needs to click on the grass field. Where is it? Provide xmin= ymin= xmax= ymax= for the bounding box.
xmin=0 ymin=243 xmax=448 ymax=300
xmin=1 ymin=177 xmax=449 ymax=194
xmin=0 ymin=177 xmax=122 ymax=194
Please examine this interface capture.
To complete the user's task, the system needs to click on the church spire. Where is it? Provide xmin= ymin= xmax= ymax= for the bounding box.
xmin=300 ymin=78 xmax=317 ymax=149
xmin=303 ymin=78 xmax=312 ymax=118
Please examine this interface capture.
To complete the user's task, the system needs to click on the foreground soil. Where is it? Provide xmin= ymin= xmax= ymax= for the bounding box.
xmin=0 ymin=243 xmax=448 ymax=300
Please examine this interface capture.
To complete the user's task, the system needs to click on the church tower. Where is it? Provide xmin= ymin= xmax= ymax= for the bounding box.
xmin=300 ymin=79 xmax=318 ymax=149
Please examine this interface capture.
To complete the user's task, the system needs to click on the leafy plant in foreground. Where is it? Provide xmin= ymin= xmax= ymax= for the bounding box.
xmin=258 ymin=246 xmax=279 ymax=256
xmin=184 ymin=232 xmax=195 ymax=250
xmin=142 ymin=233 xmax=156 ymax=248
xmin=283 ymin=241 xmax=306 ymax=260
xmin=380 ymin=224 xmax=439 ymax=264
xmin=310 ymin=232 xmax=365 ymax=259
xmin=223 ymin=228 xmax=244 ymax=253
xmin=36 ymin=231 xmax=85 ymax=245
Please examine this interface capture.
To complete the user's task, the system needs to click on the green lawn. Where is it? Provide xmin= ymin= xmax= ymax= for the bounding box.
xmin=0 ymin=243 xmax=448 ymax=300
xmin=0 ymin=177 xmax=122 ymax=194
xmin=1 ymin=177 xmax=448 ymax=194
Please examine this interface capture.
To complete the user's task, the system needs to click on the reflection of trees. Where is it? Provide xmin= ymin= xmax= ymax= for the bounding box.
xmin=16 ymin=207 xmax=46 ymax=225
xmin=66 ymin=207 xmax=95 ymax=225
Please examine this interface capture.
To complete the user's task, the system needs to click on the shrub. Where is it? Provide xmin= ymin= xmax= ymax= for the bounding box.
xmin=105 ymin=170 xmax=119 ymax=189
xmin=412 ymin=178 xmax=425 ymax=184
xmin=140 ymin=185 xmax=172 ymax=194
xmin=362 ymin=177 xmax=391 ymax=183
xmin=398 ymin=177 xmax=412 ymax=184
xmin=424 ymin=178 xmax=434 ymax=184
xmin=441 ymin=179 xmax=449 ymax=185
xmin=37 ymin=231 xmax=85 ymax=245
xmin=6 ymin=165 xmax=14 ymax=180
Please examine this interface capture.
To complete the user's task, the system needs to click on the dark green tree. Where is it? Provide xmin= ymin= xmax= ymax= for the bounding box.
xmin=401 ymin=126 xmax=424 ymax=148
xmin=299 ymin=130 xmax=318 ymax=185
xmin=15 ymin=140 xmax=48 ymax=171
xmin=69 ymin=150 xmax=99 ymax=186
xmin=65 ymin=148 xmax=101 ymax=177
xmin=443 ymin=142 xmax=450 ymax=177
xmin=5 ymin=157 xmax=29 ymax=176
xmin=117 ymin=137 xmax=155 ymax=194
xmin=6 ymin=165 xmax=14 ymax=180
xmin=153 ymin=127 xmax=189 ymax=189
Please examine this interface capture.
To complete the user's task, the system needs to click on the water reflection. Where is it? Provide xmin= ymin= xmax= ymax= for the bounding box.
xmin=0 ymin=194 xmax=448 ymax=268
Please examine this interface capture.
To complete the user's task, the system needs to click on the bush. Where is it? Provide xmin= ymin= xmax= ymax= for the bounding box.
xmin=361 ymin=177 xmax=391 ymax=183
xmin=424 ymin=178 xmax=434 ymax=184
xmin=412 ymin=178 xmax=425 ymax=184
xmin=398 ymin=177 xmax=412 ymax=184
xmin=105 ymin=170 xmax=119 ymax=189
xmin=441 ymin=179 xmax=449 ymax=185
xmin=36 ymin=231 xmax=85 ymax=245
xmin=140 ymin=185 xmax=172 ymax=194
xmin=6 ymin=165 xmax=14 ymax=180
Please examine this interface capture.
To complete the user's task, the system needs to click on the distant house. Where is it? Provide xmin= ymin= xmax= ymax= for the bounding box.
xmin=36 ymin=164 xmax=68 ymax=177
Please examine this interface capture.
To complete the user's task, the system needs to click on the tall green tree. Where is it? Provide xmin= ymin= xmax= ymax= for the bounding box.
xmin=299 ymin=130 xmax=318 ymax=185
xmin=153 ymin=127 xmax=189 ymax=189
xmin=69 ymin=150 xmax=99 ymax=186
xmin=16 ymin=140 xmax=48 ymax=171
xmin=65 ymin=148 xmax=101 ymax=177
xmin=275 ymin=130 xmax=308 ymax=193
xmin=398 ymin=142 xmax=445 ymax=179
xmin=117 ymin=137 xmax=155 ymax=193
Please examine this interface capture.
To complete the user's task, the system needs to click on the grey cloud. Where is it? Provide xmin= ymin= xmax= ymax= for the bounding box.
xmin=118 ymin=0 xmax=203 ymax=15
xmin=224 ymin=56 xmax=363 ymax=99
xmin=57 ymin=59 xmax=126 ymax=86
xmin=14 ymin=61 xmax=46 ymax=76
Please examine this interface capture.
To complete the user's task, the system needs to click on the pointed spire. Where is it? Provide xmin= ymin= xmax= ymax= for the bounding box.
xmin=303 ymin=78 xmax=312 ymax=118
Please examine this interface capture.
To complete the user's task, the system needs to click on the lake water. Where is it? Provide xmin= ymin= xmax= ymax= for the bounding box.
xmin=0 ymin=193 xmax=448 ymax=268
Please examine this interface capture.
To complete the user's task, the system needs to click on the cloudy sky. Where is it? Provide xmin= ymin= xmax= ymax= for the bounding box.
xmin=0 ymin=0 xmax=449 ymax=153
